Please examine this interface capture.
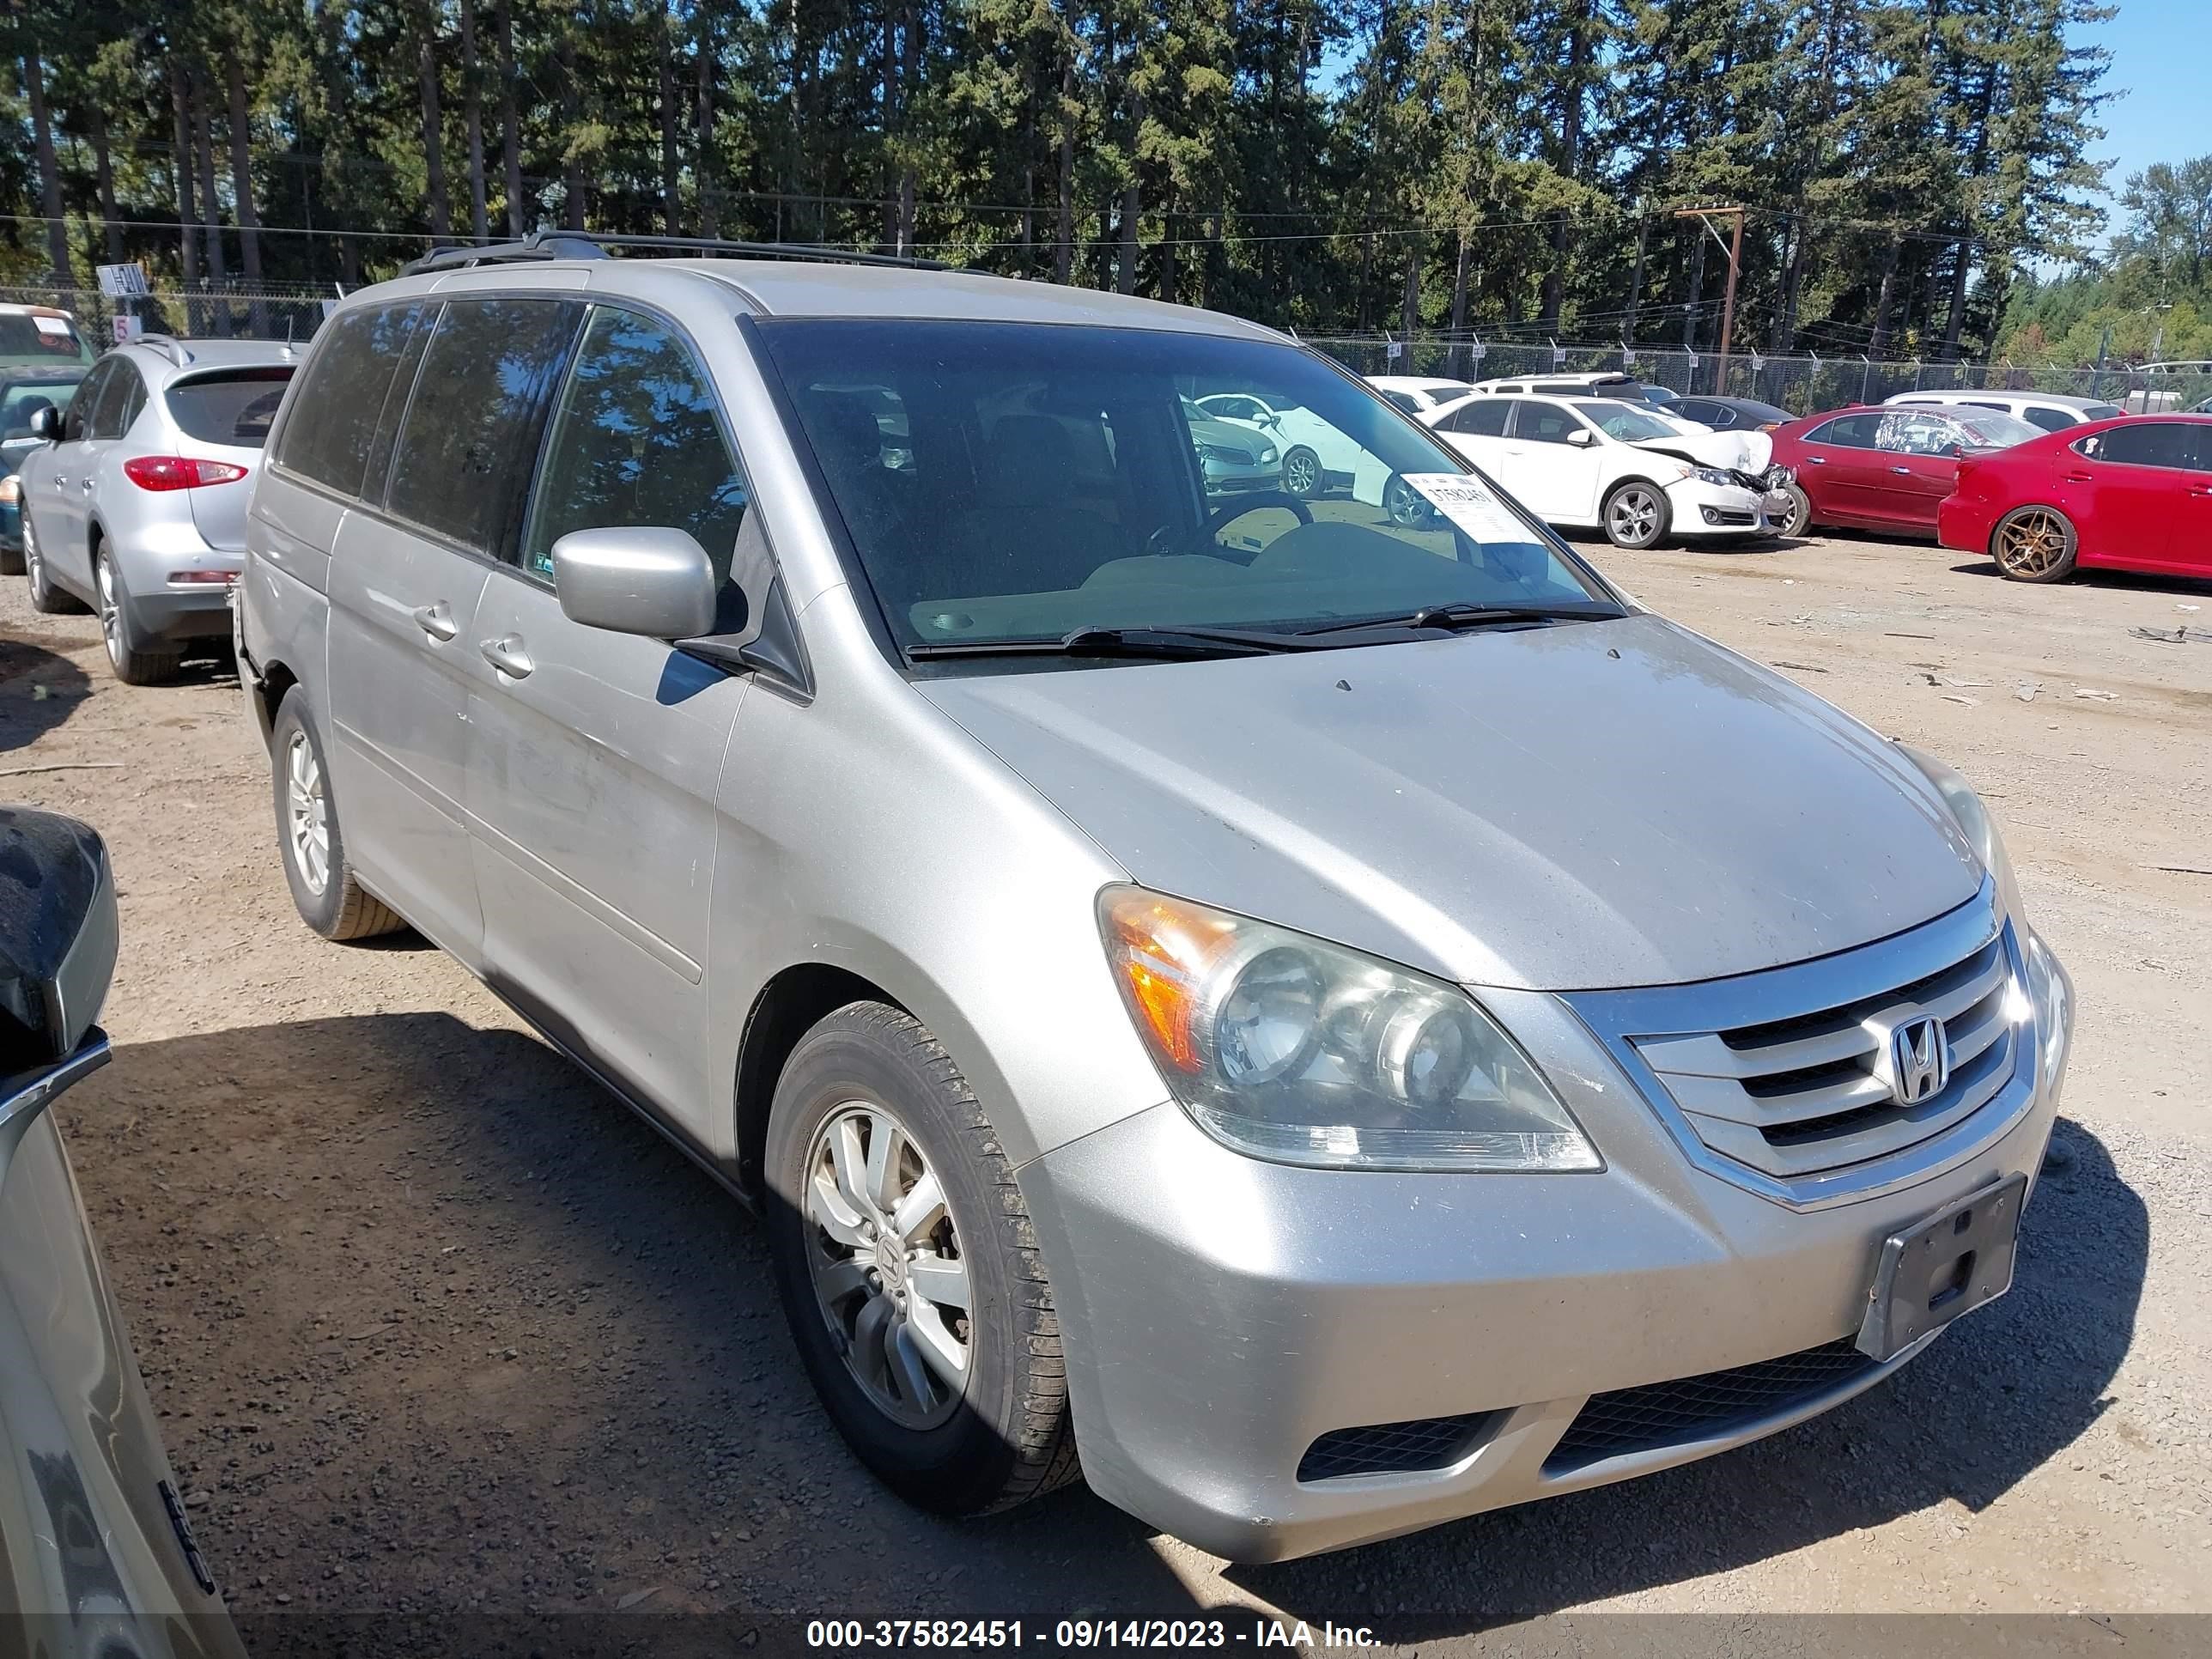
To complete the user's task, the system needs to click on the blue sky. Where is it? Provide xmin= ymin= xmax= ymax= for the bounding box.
xmin=2083 ymin=0 xmax=2199 ymax=226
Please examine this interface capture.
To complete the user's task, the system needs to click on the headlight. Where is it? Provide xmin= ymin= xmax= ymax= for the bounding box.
xmin=1896 ymin=744 xmax=2024 ymax=923
xmin=1258 ymin=446 xmax=1278 ymax=465
xmin=2023 ymin=933 xmax=2072 ymax=1088
xmin=0 ymin=475 xmax=19 ymax=505
xmin=1097 ymin=887 xmax=1600 ymax=1172
xmin=1692 ymin=466 xmax=1735 ymax=487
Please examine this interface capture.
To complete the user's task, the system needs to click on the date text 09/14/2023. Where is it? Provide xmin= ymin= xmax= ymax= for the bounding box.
xmin=805 ymin=1620 xmax=1383 ymax=1650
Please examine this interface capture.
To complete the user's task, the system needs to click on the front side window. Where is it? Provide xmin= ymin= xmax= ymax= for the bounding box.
xmin=1807 ymin=414 xmax=1878 ymax=448
xmin=277 ymin=302 xmax=425 ymax=498
xmin=1443 ymin=399 xmax=1510 ymax=436
xmin=167 ymin=368 xmax=295 ymax=447
xmin=754 ymin=319 xmax=1606 ymax=654
xmin=2077 ymin=422 xmax=2195 ymax=470
xmin=89 ymin=362 xmax=143 ymax=439
xmin=62 ymin=362 xmax=111 ymax=441
xmin=520 ymin=306 xmax=748 ymax=582
xmin=1512 ymin=401 xmax=1590 ymax=445
xmin=386 ymin=298 xmax=579 ymax=556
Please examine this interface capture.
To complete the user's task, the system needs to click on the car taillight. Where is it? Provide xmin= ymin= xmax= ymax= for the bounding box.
xmin=123 ymin=456 xmax=249 ymax=491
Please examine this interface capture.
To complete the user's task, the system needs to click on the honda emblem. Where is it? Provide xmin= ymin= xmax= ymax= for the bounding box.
xmin=1887 ymin=1016 xmax=1950 ymax=1105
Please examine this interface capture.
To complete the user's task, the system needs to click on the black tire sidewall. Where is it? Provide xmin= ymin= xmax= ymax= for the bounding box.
xmin=270 ymin=691 xmax=349 ymax=936
xmin=764 ymin=1009 xmax=1026 ymax=1513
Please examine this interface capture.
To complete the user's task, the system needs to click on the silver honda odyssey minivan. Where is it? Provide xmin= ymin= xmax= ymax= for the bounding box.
xmin=235 ymin=234 xmax=2073 ymax=1562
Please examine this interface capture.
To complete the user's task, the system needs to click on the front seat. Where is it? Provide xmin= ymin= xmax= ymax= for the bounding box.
xmin=941 ymin=415 xmax=1122 ymax=595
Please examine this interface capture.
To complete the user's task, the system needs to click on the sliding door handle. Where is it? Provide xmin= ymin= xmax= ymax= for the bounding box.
xmin=479 ymin=635 xmax=534 ymax=678
xmin=410 ymin=602 xmax=459 ymax=641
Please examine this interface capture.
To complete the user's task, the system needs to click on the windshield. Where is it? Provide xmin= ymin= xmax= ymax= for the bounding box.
xmin=0 ymin=374 xmax=82 ymax=438
xmin=1574 ymin=401 xmax=1678 ymax=442
xmin=757 ymin=321 xmax=1609 ymax=654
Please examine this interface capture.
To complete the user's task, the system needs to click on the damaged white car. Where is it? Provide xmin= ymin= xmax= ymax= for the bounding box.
xmin=1420 ymin=391 xmax=1792 ymax=549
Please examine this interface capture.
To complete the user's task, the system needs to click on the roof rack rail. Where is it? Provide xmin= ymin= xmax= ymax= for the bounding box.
xmin=127 ymin=333 xmax=195 ymax=368
xmin=399 ymin=228 xmax=946 ymax=276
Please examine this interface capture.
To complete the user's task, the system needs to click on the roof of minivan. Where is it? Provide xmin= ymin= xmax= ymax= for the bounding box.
xmin=374 ymin=255 xmax=1288 ymax=341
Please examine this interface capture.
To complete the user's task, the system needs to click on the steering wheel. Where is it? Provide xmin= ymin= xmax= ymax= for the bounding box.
xmin=1182 ymin=489 xmax=1313 ymax=553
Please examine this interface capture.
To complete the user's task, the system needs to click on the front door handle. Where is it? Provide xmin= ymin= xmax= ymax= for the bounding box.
xmin=479 ymin=635 xmax=534 ymax=678
xmin=2063 ymin=471 xmax=2094 ymax=483
xmin=1889 ymin=465 xmax=1913 ymax=475
xmin=410 ymin=601 xmax=459 ymax=641
xmin=80 ymin=477 xmax=94 ymax=492
xmin=1804 ymin=455 xmax=1826 ymax=465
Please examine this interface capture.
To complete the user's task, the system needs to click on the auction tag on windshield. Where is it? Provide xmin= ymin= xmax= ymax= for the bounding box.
xmin=1401 ymin=473 xmax=1529 ymax=543
xmin=32 ymin=314 xmax=70 ymax=336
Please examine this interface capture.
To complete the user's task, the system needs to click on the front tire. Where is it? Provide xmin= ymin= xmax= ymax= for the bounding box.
xmin=96 ymin=550 xmax=182 ymax=685
xmin=1991 ymin=505 xmax=2078 ymax=583
xmin=766 ymin=1003 xmax=1079 ymax=1516
xmin=22 ymin=516 xmax=84 ymax=615
xmin=1280 ymin=445 xmax=1323 ymax=500
xmin=269 ymin=690 xmax=407 ymax=940
xmin=1602 ymin=480 xmax=1671 ymax=549
xmin=1777 ymin=482 xmax=1814 ymax=538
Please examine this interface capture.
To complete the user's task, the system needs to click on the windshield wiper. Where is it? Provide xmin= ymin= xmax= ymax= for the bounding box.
xmin=907 ymin=623 xmax=1317 ymax=660
xmin=1296 ymin=599 xmax=1626 ymax=636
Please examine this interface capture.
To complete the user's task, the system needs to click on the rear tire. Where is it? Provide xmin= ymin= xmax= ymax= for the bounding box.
xmin=766 ymin=1002 xmax=1079 ymax=1516
xmin=96 ymin=550 xmax=183 ymax=685
xmin=1602 ymin=480 xmax=1671 ymax=549
xmin=22 ymin=517 xmax=84 ymax=615
xmin=269 ymin=690 xmax=407 ymax=941
xmin=1991 ymin=505 xmax=2078 ymax=584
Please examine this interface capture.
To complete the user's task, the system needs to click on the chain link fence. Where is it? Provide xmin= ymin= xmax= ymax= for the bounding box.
xmin=2 ymin=283 xmax=333 ymax=348
xmin=1307 ymin=336 xmax=2212 ymax=417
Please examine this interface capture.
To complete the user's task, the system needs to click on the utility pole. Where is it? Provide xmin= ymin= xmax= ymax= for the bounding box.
xmin=1676 ymin=205 xmax=1745 ymax=394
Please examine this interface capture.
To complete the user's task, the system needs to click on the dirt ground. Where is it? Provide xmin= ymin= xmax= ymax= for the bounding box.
xmin=2 ymin=528 xmax=2208 ymax=1654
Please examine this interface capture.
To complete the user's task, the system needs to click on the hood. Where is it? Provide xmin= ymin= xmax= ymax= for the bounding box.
xmin=1634 ymin=428 xmax=1772 ymax=472
xmin=1185 ymin=410 xmax=1267 ymax=461
xmin=917 ymin=615 xmax=1982 ymax=991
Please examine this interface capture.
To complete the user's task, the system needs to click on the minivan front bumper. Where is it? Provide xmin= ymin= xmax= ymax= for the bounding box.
xmin=1019 ymin=933 xmax=2066 ymax=1562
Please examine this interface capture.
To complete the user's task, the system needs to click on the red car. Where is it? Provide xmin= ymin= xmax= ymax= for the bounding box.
xmin=1769 ymin=404 xmax=2042 ymax=538
xmin=1938 ymin=414 xmax=2212 ymax=583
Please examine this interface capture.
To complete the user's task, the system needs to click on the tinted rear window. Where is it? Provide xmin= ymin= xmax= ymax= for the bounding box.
xmin=384 ymin=298 xmax=578 ymax=555
xmin=2083 ymin=404 xmax=2124 ymax=421
xmin=277 ymin=303 xmax=425 ymax=497
xmin=2078 ymin=422 xmax=2196 ymax=469
xmin=167 ymin=368 xmax=295 ymax=447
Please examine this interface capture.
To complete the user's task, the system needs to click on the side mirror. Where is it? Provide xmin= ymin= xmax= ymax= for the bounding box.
xmin=550 ymin=526 xmax=719 ymax=640
xmin=0 ymin=805 xmax=117 ymax=1091
xmin=1566 ymin=428 xmax=1595 ymax=447
xmin=27 ymin=404 xmax=60 ymax=442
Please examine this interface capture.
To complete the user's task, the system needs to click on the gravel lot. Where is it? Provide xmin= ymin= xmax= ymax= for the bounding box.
xmin=2 ymin=529 xmax=2207 ymax=1654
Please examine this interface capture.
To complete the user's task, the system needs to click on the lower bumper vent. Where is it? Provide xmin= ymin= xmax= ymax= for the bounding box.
xmin=1297 ymin=1411 xmax=1499 ymax=1482
xmin=1543 ymin=1337 xmax=1879 ymax=1474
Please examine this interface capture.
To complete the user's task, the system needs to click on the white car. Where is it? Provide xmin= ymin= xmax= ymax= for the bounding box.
xmin=1881 ymin=389 xmax=2124 ymax=434
xmin=1364 ymin=374 xmax=1476 ymax=415
xmin=1421 ymin=392 xmax=1790 ymax=549
xmin=1194 ymin=392 xmax=1385 ymax=501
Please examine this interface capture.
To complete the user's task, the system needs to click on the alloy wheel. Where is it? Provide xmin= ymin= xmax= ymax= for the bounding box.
xmin=1383 ymin=477 xmax=1429 ymax=527
xmin=284 ymin=729 xmax=331 ymax=896
xmin=1996 ymin=508 xmax=2069 ymax=578
xmin=1284 ymin=449 xmax=1320 ymax=496
xmin=804 ymin=1102 xmax=970 ymax=1430
xmin=1608 ymin=486 xmax=1662 ymax=547
xmin=96 ymin=556 xmax=123 ymax=667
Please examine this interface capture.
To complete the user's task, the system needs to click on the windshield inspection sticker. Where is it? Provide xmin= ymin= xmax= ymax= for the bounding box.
xmin=1401 ymin=473 xmax=1529 ymax=543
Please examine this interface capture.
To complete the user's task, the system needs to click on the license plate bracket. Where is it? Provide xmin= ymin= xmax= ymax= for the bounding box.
xmin=1855 ymin=1173 xmax=2027 ymax=1362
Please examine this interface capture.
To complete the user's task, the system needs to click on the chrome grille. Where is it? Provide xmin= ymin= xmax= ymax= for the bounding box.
xmin=1628 ymin=929 xmax=2018 ymax=1182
